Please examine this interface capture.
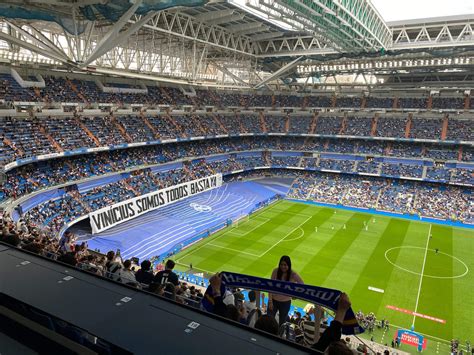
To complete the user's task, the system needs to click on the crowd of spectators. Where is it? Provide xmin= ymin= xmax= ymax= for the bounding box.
xmin=315 ymin=116 xmax=343 ymax=135
xmin=2 ymin=205 xmax=387 ymax=355
xmin=305 ymin=95 xmax=332 ymax=107
xmin=365 ymin=97 xmax=393 ymax=109
xmin=380 ymin=163 xmax=423 ymax=178
xmin=409 ymin=118 xmax=443 ymax=140
xmin=1 ymin=114 xmax=472 ymax=166
xmin=335 ymin=96 xmax=362 ymax=108
xmin=265 ymin=116 xmax=287 ymax=133
xmin=431 ymin=97 xmax=464 ymax=110
xmin=273 ymin=94 xmax=304 ymax=108
xmin=375 ymin=117 xmax=407 ymax=138
xmin=344 ymin=116 xmax=372 ymax=136
xmin=1 ymin=135 xmax=472 ymax=203
xmin=289 ymin=116 xmax=313 ymax=134
xmin=0 ymin=73 xmax=472 ymax=115
xmin=287 ymin=171 xmax=472 ymax=223
xmin=446 ymin=119 xmax=474 ymax=141
xmin=398 ymin=97 xmax=427 ymax=109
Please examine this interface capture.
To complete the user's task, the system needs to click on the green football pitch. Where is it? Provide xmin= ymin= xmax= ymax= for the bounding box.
xmin=174 ymin=200 xmax=473 ymax=353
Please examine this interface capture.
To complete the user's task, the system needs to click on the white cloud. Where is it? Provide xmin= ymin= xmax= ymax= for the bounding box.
xmin=371 ymin=0 xmax=474 ymax=22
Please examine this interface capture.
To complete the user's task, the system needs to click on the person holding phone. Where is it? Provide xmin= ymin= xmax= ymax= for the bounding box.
xmin=268 ymin=255 xmax=304 ymax=326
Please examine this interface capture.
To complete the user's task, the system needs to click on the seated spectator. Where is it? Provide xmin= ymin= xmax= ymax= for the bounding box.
xmin=105 ymin=250 xmax=123 ymax=281
xmin=135 ymin=259 xmax=154 ymax=285
xmin=153 ymin=259 xmax=179 ymax=286
xmin=119 ymin=259 xmax=137 ymax=285
xmin=57 ymin=251 xmax=78 ymax=267
xmin=254 ymin=315 xmax=279 ymax=335
xmin=243 ymin=290 xmax=261 ymax=327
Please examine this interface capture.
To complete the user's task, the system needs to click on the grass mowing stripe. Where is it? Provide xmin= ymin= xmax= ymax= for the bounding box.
xmin=414 ymin=224 xmax=454 ymax=339
xmin=175 ymin=200 xmax=284 ymax=262
xmin=239 ymin=206 xmax=335 ymax=277
xmin=321 ymin=218 xmax=390 ymax=294
xmin=171 ymin=200 xmax=473 ymax=348
xmin=451 ymin=228 xmax=474 ymax=343
xmin=193 ymin=203 xmax=309 ymax=273
xmin=212 ymin=203 xmax=309 ymax=254
xmin=298 ymin=212 xmax=372 ymax=286
xmin=412 ymin=224 xmax=432 ymax=327
xmin=349 ymin=219 xmax=411 ymax=316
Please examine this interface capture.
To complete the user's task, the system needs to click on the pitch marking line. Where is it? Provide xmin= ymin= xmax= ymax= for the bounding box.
xmin=229 ymin=217 xmax=271 ymax=236
xmin=384 ymin=247 xmax=468 ymax=279
xmin=263 ymin=209 xmax=315 ymax=218
xmin=412 ymin=224 xmax=431 ymax=327
xmin=257 ymin=215 xmax=313 ymax=258
xmin=206 ymin=243 xmax=261 ymax=257
xmin=280 ymin=227 xmax=305 ymax=242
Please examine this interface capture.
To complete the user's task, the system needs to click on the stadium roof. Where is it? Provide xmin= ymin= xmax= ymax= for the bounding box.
xmin=0 ymin=0 xmax=473 ymax=90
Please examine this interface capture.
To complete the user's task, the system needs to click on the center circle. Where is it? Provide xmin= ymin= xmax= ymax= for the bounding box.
xmin=384 ymin=246 xmax=468 ymax=279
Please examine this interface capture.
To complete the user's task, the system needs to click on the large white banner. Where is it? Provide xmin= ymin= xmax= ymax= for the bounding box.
xmin=89 ymin=174 xmax=223 ymax=234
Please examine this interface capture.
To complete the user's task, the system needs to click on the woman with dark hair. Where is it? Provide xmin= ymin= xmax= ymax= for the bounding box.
xmin=268 ymin=255 xmax=304 ymax=327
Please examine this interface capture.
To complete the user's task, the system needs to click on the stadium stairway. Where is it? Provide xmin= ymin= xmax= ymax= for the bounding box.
xmin=212 ymin=114 xmax=228 ymax=134
xmin=284 ymin=115 xmax=290 ymax=133
xmin=110 ymin=115 xmax=133 ymax=143
xmin=75 ymin=116 xmax=101 ymax=147
xmin=427 ymin=95 xmax=433 ymax=110
xmin=160 ymin=87 xmax=174 ymax=105
xmin=38 ymin=124 xmax=63 ymax=153
xmin=370 ymin=114 xmax=378 ymax=136
xmin=139 ymin=112 xmax=160 ymax=139
xmin=339 ymin=114 xmax=347 ymax=135
xmin=441 ymin=115 xmax=449 ymax=140
xmin=2 ymin=136 xmax=24 ymax=157
xmin=393 ymin=96 xmax=399 ymax=109
xmin=302 ymin=96 xmax=308 ymax=108
xmin=405 ymin=114 xmax=412 ymax=138
xmin=208 ymin=90 xmax=221 ymax=106
xmin=422 ymin=166 xmax=428 ymax=179
xmin=308 ymin=113 xmax=318 ymax=134
xmin=66 ymin=79 xmax=87 ymax=104
xmin=237 ymin=113 xmax=248 ymax=133
xmin=259 ymin=112 xmax=268 ymax=133
xmin=33 ymin=87 xmax=41 ymax=99
xmin=192 ymin=113 xmax=208 ymax=135
xmin=164 ymin=111 xmax=183 ymax=136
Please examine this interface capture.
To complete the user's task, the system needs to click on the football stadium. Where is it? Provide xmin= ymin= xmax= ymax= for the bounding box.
xmin=0 ymin=0 xmax=472 ymax=353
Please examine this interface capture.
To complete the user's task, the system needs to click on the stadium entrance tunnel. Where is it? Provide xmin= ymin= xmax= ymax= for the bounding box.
xmin=384 ymin=246 xmax=469 ymax=279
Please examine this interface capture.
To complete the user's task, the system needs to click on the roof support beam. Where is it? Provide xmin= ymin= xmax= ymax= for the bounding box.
xmin=206 ymin=13 xmax=246 ymax=25
xmin=81 ymin=0 xmax=153 ymax=66
xmin=250 ymin=31 xmax=283 ymax=41
xmin=195 ymin=9 xmax=235 ymax=22
xmin=5 ymin=21 xmax=71 ymax=62
xmin=211 ymin=61 xmax=250 ymax=87
xmin=0 ymin=30 xmax=71 ymax=64
xmin=226 ymin=22 xmax=263 ymax=33
xmin=254 ymin=56 xmax=303 ymax=89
